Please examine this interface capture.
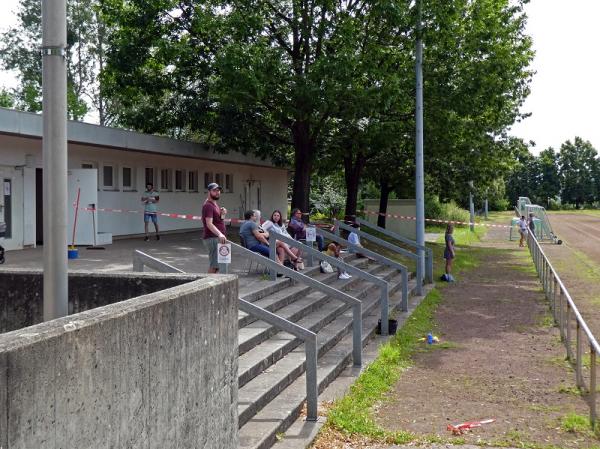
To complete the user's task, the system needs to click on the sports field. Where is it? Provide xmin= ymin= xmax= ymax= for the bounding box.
xmin=544 ymin=212 xmax=600 ymax=339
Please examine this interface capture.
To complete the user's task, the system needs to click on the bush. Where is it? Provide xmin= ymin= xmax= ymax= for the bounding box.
xmin=424 ymin=195 xmax=443 ymax=220
xmin=425 ymin=196 xmax=470 ymax=224
xmin=440 ymin=201 xmax=470 ymax=224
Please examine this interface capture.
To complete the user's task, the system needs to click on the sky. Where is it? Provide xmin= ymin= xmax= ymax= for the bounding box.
xmin=1 ymin=0 xmax=599 ymax=154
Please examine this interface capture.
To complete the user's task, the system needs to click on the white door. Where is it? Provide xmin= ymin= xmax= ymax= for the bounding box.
xmin=0 ymin=166 xmax=24 ymax=250
xmin=68 ymin=169 xmax=99 ymax=245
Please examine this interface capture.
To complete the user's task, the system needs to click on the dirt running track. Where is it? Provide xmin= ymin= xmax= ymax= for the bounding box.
xmin=545 ymin=213 xmax=600 ymax=338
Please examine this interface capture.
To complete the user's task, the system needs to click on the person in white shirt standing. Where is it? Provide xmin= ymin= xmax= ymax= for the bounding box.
xmin=518 ymin=215 xmax=528 ymax=247
xmin=141 ymin=183 xmax=160 ymax=241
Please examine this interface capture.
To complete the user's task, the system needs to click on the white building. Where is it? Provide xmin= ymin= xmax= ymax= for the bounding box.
xmin=0 ymin=108 xmax=289 ymax=251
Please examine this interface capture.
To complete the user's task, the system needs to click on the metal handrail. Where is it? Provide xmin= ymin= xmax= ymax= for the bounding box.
xmin=527 ymin=231 xmax=600 ymax=426
xmin=229 ymin=241 xmax=363 ymax=367
xmin=238 ymin=298 xmax=318 ymax=421
xmin=317 ymin=228 xmax=409 ymax=314
xmin=132 ymin=249 xmax=185 ymax=273
xmin=268 ymin=231 xmax=391 ymax=335
xmin=334 ymin=219 xmax=423 ymax=296
xmin=355 ymin=218 xmax=433 ymax=284
xmin=132 ymin=248 xmax=322 ymax=421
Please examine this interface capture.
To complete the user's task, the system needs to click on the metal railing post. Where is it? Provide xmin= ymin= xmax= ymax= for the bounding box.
xmin=576 ymin=322 xmax=583 ymax=388
xmin=352 ymin=302 xmax=362 ymax=366
xmin=380 ymin=283 xmax=389 ymax=336
xmin=402 ymin=269 xmax=409 ymax=312
xmin=559 ymin=288 xmax=565 ymax=340
xmin=553 ymin=278 xmax=558 ymax=321
xmin=591 ymin=348 xmax=597 ymax=427
xmin=269 ymin=237 xmax=278 ymax=281
xmin=305 ymin=336 xmax=318 ymax=422
xmin=566 ymin=305 xmax=572 ymax=360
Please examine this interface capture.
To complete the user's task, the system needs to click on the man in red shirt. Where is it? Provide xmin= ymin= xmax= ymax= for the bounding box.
xmin=202 ymin=183 xmax=227 ymax=273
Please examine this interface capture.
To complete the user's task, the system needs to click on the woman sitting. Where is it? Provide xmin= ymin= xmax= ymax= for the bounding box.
xmin=263 ymin=210 xmax=303 ymax=268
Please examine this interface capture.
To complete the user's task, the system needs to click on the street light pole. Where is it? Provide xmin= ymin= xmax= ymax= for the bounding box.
xmin=468 ymin=181 xmax=475 ymax=232
xmin=415 ymin=0 xmax=425 ymax=282
xmin=42 ymin=0 xmax=69 ymax=320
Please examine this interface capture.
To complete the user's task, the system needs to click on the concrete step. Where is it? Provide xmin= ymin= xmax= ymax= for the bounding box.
xmin=237 ymin=257 xmax=370 ymax=329
xmin=237 ymin=277 xmax=420 ymax=449
xmin=238 ymin=270 xmax=402 ymax=387
xmin=237 ymin=273 xmax=406 ymax=427
xmin=237 ymin=266 xmax=399 ymax=389
xmin=237 ymin=260 xmax=387 ymax=356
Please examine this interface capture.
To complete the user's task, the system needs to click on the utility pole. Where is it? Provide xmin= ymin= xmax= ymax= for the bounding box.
xmin=42 ymin=0 xmax=69 ymax=320
xmin=469 ymin=181 xmax=475 ymax=232
xmin=415 ymin=0 xmax=425 ymax=286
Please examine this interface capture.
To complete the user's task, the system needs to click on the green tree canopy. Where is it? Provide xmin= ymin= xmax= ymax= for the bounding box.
xmin=0 ymin=0 xmax=110 ymax=122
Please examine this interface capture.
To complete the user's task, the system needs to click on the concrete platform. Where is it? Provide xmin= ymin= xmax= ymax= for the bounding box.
xmin=0 ymin=231 xmax=260 ymax=279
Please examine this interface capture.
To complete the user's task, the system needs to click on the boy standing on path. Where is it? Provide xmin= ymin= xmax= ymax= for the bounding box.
xmin=141 ymin=183 xmax=160 ymax=241
xmin=202 ymin=182 xmax=227 ymax=273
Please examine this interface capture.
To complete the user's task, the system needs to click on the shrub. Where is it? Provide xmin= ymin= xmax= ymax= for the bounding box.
xmin=440 ymin=200 xmax=470 ymax=224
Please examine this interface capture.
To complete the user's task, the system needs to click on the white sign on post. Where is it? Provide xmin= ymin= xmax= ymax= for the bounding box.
xmin=218 ymin=243 xmax=232 ymax=264
xmin=305 ymin=226 xmax=316 ymax=242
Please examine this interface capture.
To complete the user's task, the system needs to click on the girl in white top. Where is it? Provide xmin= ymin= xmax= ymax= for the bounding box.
xmin=263 ymin=210 xmax=302 ymax=266
xmin=518 ymin=215 xmax=528 ymax=247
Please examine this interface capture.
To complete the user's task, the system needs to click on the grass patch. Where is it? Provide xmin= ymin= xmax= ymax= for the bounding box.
xmin=325 ymin=288 xmax=443 ymax=443
xmin=560 ymin=412 xmax=592 ymax=433
xmin=432 ymin=225 xmax=486 ymax=246
xmin=557 ymin=384 xmax=582 ymax=396
xmin=538 ymin=312 xmax=555 ymax=328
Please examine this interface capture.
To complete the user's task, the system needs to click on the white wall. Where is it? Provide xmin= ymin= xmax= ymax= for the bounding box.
xmin=0 ymin=134 xmax=289 ymax=248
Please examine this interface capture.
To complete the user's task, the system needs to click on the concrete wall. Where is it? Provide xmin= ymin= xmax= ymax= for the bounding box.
xmin=0 ymin=270 xmax=205 ymax=333
xmin=0 ymin=271 xmax=238 ymax=449
xmin=363 ymin=199 xmax=417 ymax=240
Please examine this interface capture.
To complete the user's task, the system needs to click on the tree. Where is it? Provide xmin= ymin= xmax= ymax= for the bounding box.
xmin=421 ymin=0 xmax=534 ymax=204
xmin=559 ymin=137 xmax=598 ymax=207
xmin=0 ymin=0 xmax=110 ymax=123
xmin=0 ymin=89 xmax=15 ymax=108
xmin=536 ymin=147 xmax=560 ymax=203
xmin=103 ymin=0 xmax=415 ymax=213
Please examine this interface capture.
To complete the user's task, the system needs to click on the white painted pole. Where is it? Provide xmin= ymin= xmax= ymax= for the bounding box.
xmin=415 ymin=0 xmax=425 ymax=281
xmin=469 ymin=191 xmax=475 ymax=232
xmin=42 ymin=0 xmax=69 ymax=320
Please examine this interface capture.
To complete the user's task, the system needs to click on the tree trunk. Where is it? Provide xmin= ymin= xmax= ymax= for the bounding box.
xmin=343 ymin=152 xmax=367 ymax=222
xmin=378 ymin=179 xmax=391 ymax=228
xmin=290 ymin=121 xmax=313 ymax=220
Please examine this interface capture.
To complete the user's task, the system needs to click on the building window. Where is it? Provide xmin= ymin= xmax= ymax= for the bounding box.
xmin=175 ymin=169 xmax=185 ymax=191
xmin=188 ymin=170 xmax=198 ymax=192
xmin=122 ymin=167 xmax=134 ymax=190
xmin=160 ymin=168 xmax=172 ymax=191
xmin=225 ymin=174 xmax=233 ymax=193
xmin=103 ymin=165 xmax=115 ymax=189
xmin=81 ymin=162 xmax=96 ymax=169
xmin=145 ymin=168 xmax=155 ymax=187
xmin=215 ymin=173 xmax=224 ymax=187
xmin=204 ymin=172 xmax=213 ymax=190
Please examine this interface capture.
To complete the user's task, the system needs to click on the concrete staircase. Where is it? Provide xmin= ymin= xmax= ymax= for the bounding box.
xmin=237 ymin=254 xmax=419 ymax=449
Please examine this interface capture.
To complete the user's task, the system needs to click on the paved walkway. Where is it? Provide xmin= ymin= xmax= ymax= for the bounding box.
xmin=0 ymin=231 xmax=274 ymax=291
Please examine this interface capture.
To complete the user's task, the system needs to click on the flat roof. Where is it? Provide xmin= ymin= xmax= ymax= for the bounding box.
xmin=0 ymin=107 xmax=283 ymax=169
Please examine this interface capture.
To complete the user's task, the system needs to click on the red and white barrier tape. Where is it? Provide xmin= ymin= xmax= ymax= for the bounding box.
xmin=358 ymin=210 xmax=513 ymax=229
xmin=79 ymin=206 xmax=515 ymax=229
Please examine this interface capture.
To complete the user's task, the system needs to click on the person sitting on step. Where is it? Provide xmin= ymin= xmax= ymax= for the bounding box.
xmin=240 ymin=210 xmax=285 ymax=265
xmin=325 ymin=242 xmax=352 ymax=280
xmin=262 ymin=209 xmax=303 ymax=269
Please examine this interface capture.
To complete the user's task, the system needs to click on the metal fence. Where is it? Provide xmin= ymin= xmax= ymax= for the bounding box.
xmin=527 ymin=231 xmax=600 ymax=426
xmin=335 ymin=219 xmax=426 ymax=295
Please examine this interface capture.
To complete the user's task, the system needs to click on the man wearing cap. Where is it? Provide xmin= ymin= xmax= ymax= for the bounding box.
xmin=202 ymin=183 xmax=227 ymax=273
